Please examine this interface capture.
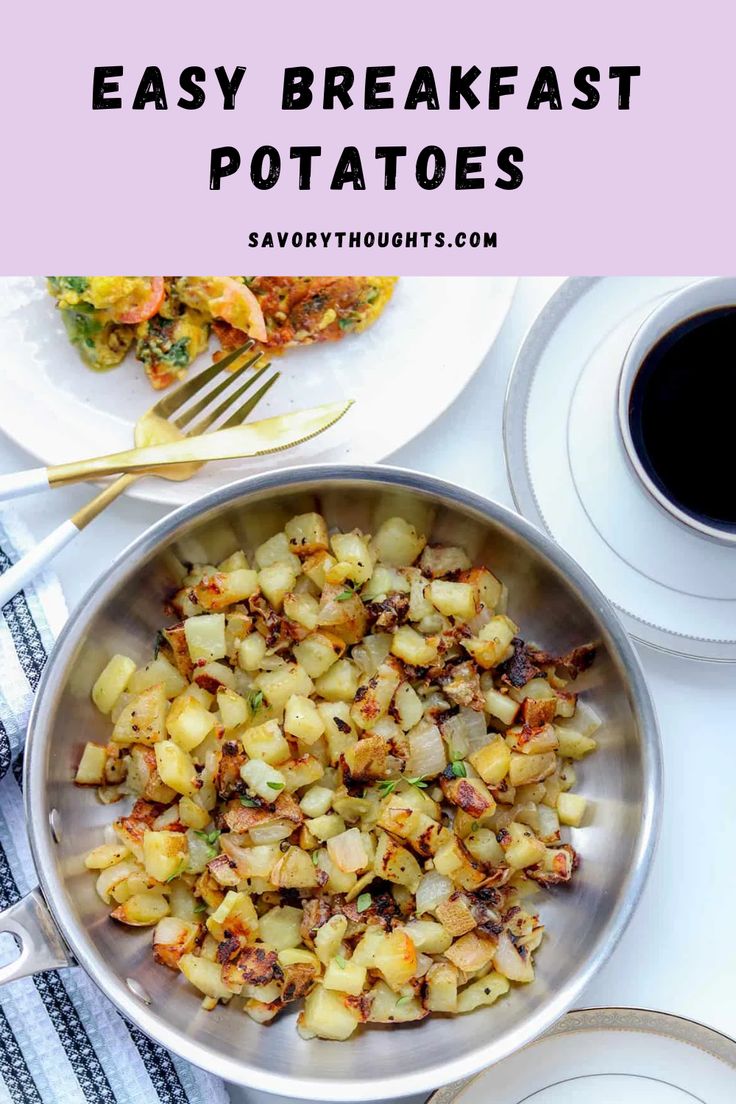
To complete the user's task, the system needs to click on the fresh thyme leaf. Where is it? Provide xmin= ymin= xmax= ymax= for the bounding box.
xmin=451 ymin=760 xmax=467 ymax=778
xmin=312 ymin=850 xmax=320 ymax=865
xmin=194 ymin=901 xmax=208 ymax=914
xmin=407 ymin=776 xmax=428 ymax=789
xmin=165 ymin=861 xmax=186 ymax=883
xmin=335 ymin=955 xmax=347 ymax=969
xmin=249 ymin=689 xmax=264 ymax=713
xmin=378 ymin=779 xmax=397 ymax=796
xmin=240 ymin=796 xmax=258 ymax=807
xmin=194 ymin=829 xmax=221 ymax=845
xmin=356 ymin=892 xmax=372 ymax=913
xmin=336 ymin=589 xmax=355 ymax=602
xmin=395 ymin=994 xmax=412 ymax=1007
xmin=267 ymin=781 xmax=285 ymax=791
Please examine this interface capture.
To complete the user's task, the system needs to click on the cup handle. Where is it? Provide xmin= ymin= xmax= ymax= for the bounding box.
xmin=0 ymin=887 xmax=74 ymax=984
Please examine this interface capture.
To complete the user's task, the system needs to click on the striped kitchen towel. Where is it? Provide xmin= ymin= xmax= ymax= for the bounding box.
xmin=0 ymin=512 xmax=230 ymax=1104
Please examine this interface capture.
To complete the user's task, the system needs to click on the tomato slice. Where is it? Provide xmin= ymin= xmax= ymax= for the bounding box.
xmin=117 ymin=277 xmax=165 ymax=324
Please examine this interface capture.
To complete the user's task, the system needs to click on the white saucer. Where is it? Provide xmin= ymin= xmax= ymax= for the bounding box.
xmin=429 ymin=1008 xmax=736 ymax=1104
xmin=504 ymin=277 xmax=736 ymax=663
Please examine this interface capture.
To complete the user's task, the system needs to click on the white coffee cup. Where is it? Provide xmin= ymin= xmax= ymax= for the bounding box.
xmin=617 ymin=277 xmax=736 ymax=546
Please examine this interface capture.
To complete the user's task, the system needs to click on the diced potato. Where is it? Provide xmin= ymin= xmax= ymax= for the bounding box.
xmin=361 ymin=565 xmax=411 ymax=601
xmin=427 ymin=581 xmax=476 ymax=620
xmin=255 ymin=531 xmax=301 ymax=571
xmin=508 ymin=751 xmax=557 ymax=787
xmin=445 ymin=930 xmax=496 ymax=973
xmin=394 ymin=682 xmax=423 ymax=731
xmin=298 ymin=784 xmax=333 ymax=819
xmin=283 ymin=591 xmax=320 ymax=631
xmin=465 ymin=828 xmax=504 ymax=867
xmin=298 ymin=986 xmax=360 ymax=1041
xmin=178 ymin=795 xmax=211 ymax=830
xmin=459 ymin=566 xmax=503 ymax=611
xmin=128 ymin=655 xmax=187 ymax=700
xmin=75 ymin=742 xmax=108 ymax=785
xmin=240 ymin=758 xmax=287 ymax=801
xmin=143 ymin=830 xmax=188 ymax=883
xmin=237 ymin=632 xmax=267 ymax=672
xmin=506 ymin=723 xmax=559 ymax=756
xmin=302 ymin=549 xmax=337 ymax=589
xmin=350 ymin=661 xmax=401 ymax=731
xmin=390 ymin=625 xmax=438 ymax=667
xmin=293 ymin=632 xmax=345 ymax=679
xmin=259 ymin=905 xmax=304 ymax=950
xmin=323 ymin=958 xmax=366 ymax=996
xmin=193 ymin=568 xmax=259 ymax=611
xmin=374 ymin=831 xmax=421 ymax=891
xmin=92 ymin=655 xmax=136 ymax=714
xmin=84 ymin=842 xmax=130 ymax=870
xmin=243 ymin=719 xmax=290 ymax=765
xmin=206 ymin=890 xmax=259 ymax=941
xmin=329 ymin=531 xmax=374 ymax=586
xmin=483 ymin=687 xmax=520 ymax=726
xmin=557 ymin=791 xmax=587 ymax=827
xmin=193 ymin=660 xmax=236 ymax=693
xmin=166 ymin=694 xmax=216 ymax=751
xmin=259 ymin=562 xmax=298 ymax=611
xmin=284 ymin=695 xmax=325 ymax=744
xmin=372 ymin=517 xmax=426 ymax=567
xmin=179 ymin=952 xmax=232 ymax=1000
xmin=256 ymin=664 xmax=314 ymax=712
xmin=215 ymin=687 xmax=248 ymax=731
xmin=433 ymin=837 xmax=486 ymax=890
xmin=350 ymin=925 xmax=384 ymax=968
xmin=111 ymin=683 xmax=168 ymax=746
xmin=285 ymin=512 xmax=330 ymax=556
xmin=126 ymin=745 xmax=176 ymax=803
xmin=307 ymin=814 xmax=346 ymax=841
xmin=313 ymin=913 xmax=348 ymax=963
xmin=556 ymin=727 xmax=598 ymax=760
xmin=373 ymin=928 xmax=418 ymax=991
xmin=435 ymin=894 xmax=478 ymax=937
xmin=456 ymin=972 xmax=510 ymax=1013
xmin=184 ymin=614 xmax=226 ymax=662
xmin=314 ymin=659 xmax=359 ymax=703
xmin=155 ymin=740 xmax=198 ymax=795
xmin=271 ymin=846 xmax=319 ymax=889
xmin=111 ymin=891 xmax=170 ymax=926
xmin=425 ymin=961 xmax=459 ymax=1012
xmin=404 ymin=919 xmax=452 ymax=955
xmin=369 ymin=980 xmax=425 ymax=1023
xmin=153 ymin=916 xmax=200 ymax=969
xmin=279 ymin=755 xmax=325 ymax=792
xmin=501 ymin=822 xmax=546 ymax=870
xmin=468 ymin=736 xmax=511 ymax=785
xmin=464 ymin=615 xmax=517 ymax=669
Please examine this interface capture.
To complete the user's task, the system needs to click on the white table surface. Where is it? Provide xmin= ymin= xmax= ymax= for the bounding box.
xmin=2 ymin=276 xmax=733 ymax=1104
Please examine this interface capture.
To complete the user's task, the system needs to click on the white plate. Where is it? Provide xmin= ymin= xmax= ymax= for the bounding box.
xmin=0 ymin=276 xmax=516 ymax=505
xmin=430 ymin=1008 xmax=736 ymax=1104
xmin=504 ymin=277 xmax=736 ymax=663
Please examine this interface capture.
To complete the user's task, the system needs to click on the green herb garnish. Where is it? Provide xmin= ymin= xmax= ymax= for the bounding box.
xmin=356 ymin=892 xmax=372 ymax=913
xmin=267 ymin=781 xmax=285 ymax=791
xmin=194 ymin=901 xmax=208 ymax=914
xmin=312 ymin=851 xmax=320 ymax=865
xmin=395 ymin=994 xmax=412 ymax=1007
xmin=248 ymin=690 xmax=264 ymax=713
xmin=335 ymin=955 xmax=347 ymax=969
xmin=407 ymin=776 xmax=428 ymax=789
xmin=240 ymin=796 xmax=258 ymax=807
xmin=194 ymin=829 xmax=221 ymax=846
xmin=336 ymin=589 xmax=355 ymax=602
xmin=377 ymin=779 xmax=398 ymax=796
xmin=451 ymin=760 xmax=467 ymax=778
xmin=165 ymin=861 xmax=186 ymax=883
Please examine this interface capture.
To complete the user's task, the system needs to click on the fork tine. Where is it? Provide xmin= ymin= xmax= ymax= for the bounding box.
xmin=173 ymin=351 xmax=264 ymax=430
xmin=217 ymin=372 xmax=281 ymax=430
xmin=188 ymin=373 xmax=280 ymax=437
xmin=150 ymin=341 xmax=255 ymax=419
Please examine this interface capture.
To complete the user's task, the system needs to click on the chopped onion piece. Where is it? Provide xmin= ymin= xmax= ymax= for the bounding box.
xmin=415 ymin=872 xmax=453 ymax=916
xmin=352 ymin=634 xmax=391 ymax=675
xmin=327 ymin=827 xmax=369 ymax=873
xmin=407 ymin=720 xmax=447 ymax=779
xmin=248 ymin=819 xmax=293 ymax=844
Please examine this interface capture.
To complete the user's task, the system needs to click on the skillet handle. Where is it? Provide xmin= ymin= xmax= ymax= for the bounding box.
xmin=0 ymin=887 xmax=74 ymax=984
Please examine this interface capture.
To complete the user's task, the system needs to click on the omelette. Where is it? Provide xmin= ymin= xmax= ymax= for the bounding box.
xmin=48 ymin=276 xmax=397 ymax=389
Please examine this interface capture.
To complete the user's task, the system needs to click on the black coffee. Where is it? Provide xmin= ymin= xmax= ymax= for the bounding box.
xmin=628 ymin=306 xmax=736 ymax=531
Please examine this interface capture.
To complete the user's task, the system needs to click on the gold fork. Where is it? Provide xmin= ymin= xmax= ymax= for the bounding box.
xmin=0 ymin=343 xmax=277 ymax=606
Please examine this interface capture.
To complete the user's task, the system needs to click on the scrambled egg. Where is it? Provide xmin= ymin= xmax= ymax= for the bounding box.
xmin=48 ymin=276 xmax=398 ymax=389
